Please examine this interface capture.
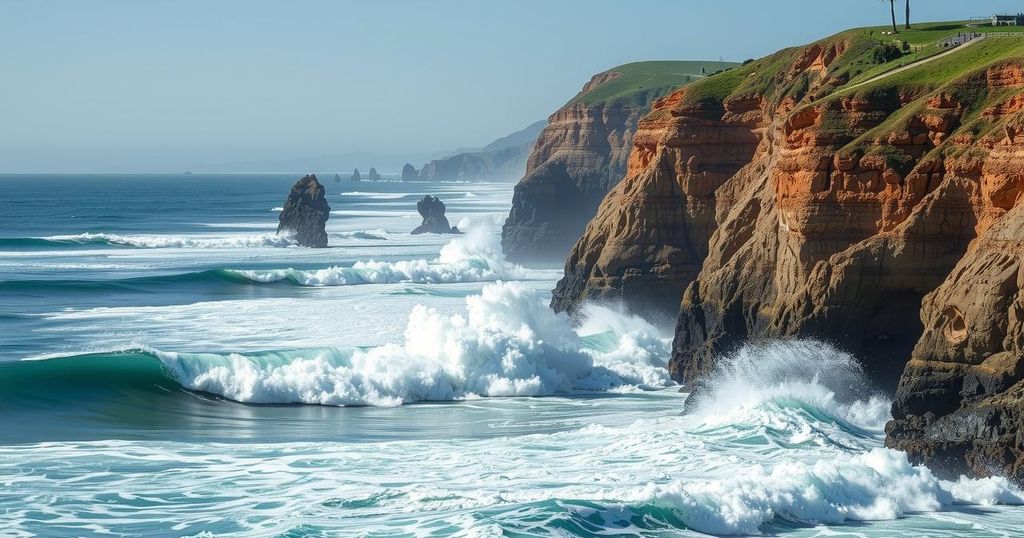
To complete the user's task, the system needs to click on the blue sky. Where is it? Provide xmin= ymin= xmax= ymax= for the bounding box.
xmin=1 ymin=0 xmax=1020 ymax=172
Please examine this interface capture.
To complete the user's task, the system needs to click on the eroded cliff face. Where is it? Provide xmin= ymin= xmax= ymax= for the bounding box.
xmin=549 ymin=34 xmax=1024 ymax=483
xmin=675 ymin=62 xmax=1024 ymax=389
xmin=549 ymin=92 xmax=763 ymax=316
xmin=886 ymin=100 xmax=1024 ymax=482
xmin=501 ymin=94 xmax=643 ymax=264
xmin=502 ymin=63 xmax=722 ymax=265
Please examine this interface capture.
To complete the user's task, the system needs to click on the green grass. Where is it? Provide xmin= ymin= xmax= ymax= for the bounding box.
xmin=569 ymin=60 xmax=739 ymax=107
xmin=850 ymin=37 xmax=1024 ymax=95
xmin=833 ymin=36 xmax=1024 ymax=163
xmin=673 ymin=19 xmax=1024 ymax=111
xmin=860 ymin=20 xmax=1024 ymax=46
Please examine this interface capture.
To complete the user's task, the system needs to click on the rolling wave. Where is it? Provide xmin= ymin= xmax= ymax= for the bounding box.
xmin=2 ymin=282 xmax=672 ymax=408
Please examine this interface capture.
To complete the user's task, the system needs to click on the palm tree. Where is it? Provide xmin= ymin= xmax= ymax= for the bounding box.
xmin=886 ymin=0 xmax=898 ymax=33
xmin=905 ymin=0 xmax=911 ymax=29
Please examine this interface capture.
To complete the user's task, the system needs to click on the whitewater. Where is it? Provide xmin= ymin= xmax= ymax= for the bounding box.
xmin=0 ymin=174 xmax=1021 ymax=537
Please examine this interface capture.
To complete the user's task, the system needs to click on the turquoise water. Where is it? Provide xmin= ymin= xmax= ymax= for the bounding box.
xmin=0 ymin=174 xmax=1022 ymax=537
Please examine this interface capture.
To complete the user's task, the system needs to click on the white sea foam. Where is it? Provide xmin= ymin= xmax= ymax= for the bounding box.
xmin=156 ymin=281 xmax=673 ymax=406
xmin=41 ymin=229 xmax=389 ymax=249
xmin=228 ymin=223 xmax=523 ymax=286
xmin=635 ymin=447 xmax=1024 ymax=536
xmin=687 ymin=340 xmax=891 ymax=431
xmin=42 ymin=232 xmax=298 ymax=249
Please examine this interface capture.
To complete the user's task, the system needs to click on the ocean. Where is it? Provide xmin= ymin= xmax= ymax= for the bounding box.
xmin=0 ymin=174 xmax=1021 ymax=537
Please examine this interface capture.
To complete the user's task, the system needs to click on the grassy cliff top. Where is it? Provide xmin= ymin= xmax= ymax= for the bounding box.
xmin=681 ymin=20 xmax=1024 ymax=107
xmin=569 ymin=60 xmax=738 ymax=108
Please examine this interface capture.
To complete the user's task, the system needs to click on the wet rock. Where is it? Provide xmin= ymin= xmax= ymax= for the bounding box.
xmin=277 ymin=174 xmax=330 ymax=248
xmin=411 ymin=196 xmax=460 ymax=234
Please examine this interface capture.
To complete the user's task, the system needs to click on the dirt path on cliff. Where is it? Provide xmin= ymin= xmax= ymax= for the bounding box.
xmin=837 ymin=34 xmax=986 ymax=96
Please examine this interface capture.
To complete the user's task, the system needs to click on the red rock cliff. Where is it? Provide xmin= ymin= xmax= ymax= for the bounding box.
xmin=551 ymin=30 xmax=1024 ymax=480
xmin=502 ymin=62 xmax=727 ymax=264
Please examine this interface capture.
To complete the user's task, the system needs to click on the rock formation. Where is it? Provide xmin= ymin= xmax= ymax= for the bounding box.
xmin=334 ymin=173 xmax=341 ymax=182
xmin=502 ymin=61 xmax=733 ymax=264
xmin=885 ymin=92 xmax=1024 ymax=481
xmin=417 ymin=121 xmax=545 ymax=182
xmin=277 ymin=174 xmax=330 ymax=248
xmin=548 ymin=29 xmax=1024 ymax=480
xmin=350 ymin=168 xmax=361 ymax=182
xmin=402 ymin=163 xmax=419 ymax=181
xmin=411 ymin=195 xmax=461 ymax=234
xmin=368 ymin=167 xmax=381 ymax=181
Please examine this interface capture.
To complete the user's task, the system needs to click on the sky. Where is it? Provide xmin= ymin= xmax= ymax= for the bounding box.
xmin=1 ymin=0 xmax=1020 ymax=173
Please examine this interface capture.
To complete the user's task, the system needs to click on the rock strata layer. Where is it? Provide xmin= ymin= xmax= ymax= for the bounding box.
xmin=277 ymin=174 xmax=330 ymax=248
xmin=502 ymin=62 xmax=729 ymax=264
xmin=546 ymin=30 xmax=1024 ymax=480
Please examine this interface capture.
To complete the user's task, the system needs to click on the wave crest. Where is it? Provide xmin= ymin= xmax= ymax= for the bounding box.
xmin=157 ymin=281 xmax=672 ymax=406
xmin=634 ymin=447 xmax=1024 ymax=536
xmin=688 ymin=340 xmax=891 ymax=431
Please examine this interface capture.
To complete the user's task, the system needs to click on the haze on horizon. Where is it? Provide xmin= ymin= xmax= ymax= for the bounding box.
xmin=2 ymin=0 xmax=1019 ymax=173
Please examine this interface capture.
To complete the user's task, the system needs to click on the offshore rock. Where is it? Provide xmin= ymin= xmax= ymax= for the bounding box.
xmin=402 ymin=163 xmax=419 ymax=181
xmin=277 ymin=174 xmax=330 ymax=248
xmin=411 ymin=195 xmax=460 ymax=235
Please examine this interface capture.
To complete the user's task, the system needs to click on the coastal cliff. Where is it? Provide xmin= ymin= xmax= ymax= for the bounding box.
xmin=502 ymin=61 xmax=735 ymax=264
xmin=549 ymin=26 xmax=1024 ymax=480
xmin=416 ymin=120 xmax=545 ymax=182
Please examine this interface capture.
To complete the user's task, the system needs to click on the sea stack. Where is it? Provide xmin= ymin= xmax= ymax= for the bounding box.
xmin=411 ymin=195 xmax=460 ymax=234
xmin=277 ymin=174 xmax=330 ymax=248
xmin=402 ymin=163 xmax=419 ymax=182
xmin=368 ymin=167 xmax=381 ymax=181
xmin=350 ymin=168 xmax=361 ymax=182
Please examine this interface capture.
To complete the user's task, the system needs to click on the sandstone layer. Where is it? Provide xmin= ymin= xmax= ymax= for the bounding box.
xmin=502 ymin=62 xmax=733 ymax=265
xmin=549 ymin=30 xmax=1024 ymax=479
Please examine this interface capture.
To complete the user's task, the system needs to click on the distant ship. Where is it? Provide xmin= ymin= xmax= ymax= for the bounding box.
xmin=183 ymin=171 xmax=192 ymax=175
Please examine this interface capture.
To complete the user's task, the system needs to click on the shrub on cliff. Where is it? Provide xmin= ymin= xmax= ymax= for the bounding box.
xmin=871 ymin=43 xmax=903 ymax=64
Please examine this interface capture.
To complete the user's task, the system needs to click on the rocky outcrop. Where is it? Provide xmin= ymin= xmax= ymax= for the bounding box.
xmin=402 ymin=163 xmax=419 ymax=182
xmin=277 ymin=174 xmax=330 ymax=248
xmin=368 ymin=167 xmax=381 ymax=181
xmin=411 ymin=196 xmax=460 ymax=235
xmin=350 ymin=169 xmax=361 ymax=182
xmin=334 ymin=173 xmax=341 ymax=182
xmin=502 ymin=62 xmax=728 ymax=265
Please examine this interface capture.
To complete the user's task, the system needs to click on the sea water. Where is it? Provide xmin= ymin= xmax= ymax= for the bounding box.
xmin=0 ymin=174 xmax=1021 ymax=537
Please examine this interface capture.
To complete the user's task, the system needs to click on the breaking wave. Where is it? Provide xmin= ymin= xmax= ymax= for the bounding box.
xmin=629 ymin=448 xmax=1024 ymax=536
xmin=3 ymin=282 xmax=672 ymax=407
